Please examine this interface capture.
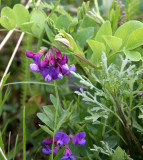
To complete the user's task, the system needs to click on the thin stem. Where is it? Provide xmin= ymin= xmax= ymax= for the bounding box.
xmin=37 ymin=29 xmax=45 ymax=51
xmin=0 ymin=30 xmax=14 ymax=51
xmin=4 ymin=81 xmax=54 ymax=87
xmin=49 ymin=0 xmax=61 ymax=18
xmin=14 ymin=29 xmax=52 ymax=45
xmin=0 ymin=147 xmax=7 ymax=160
xmin=0 ymin=32 xmax=25 ymax=88
xmin=112 ymin=94 xmax=143 ymax=156
xmin=0 ymin=0 xmax=33 ymax=51
xmin=127 ymin=83 xmax=133 ymax=127
xmin=94 ymin=0 xmax=100 ymax=15
xmin=51 ymin=80 xmax=59 ymax=160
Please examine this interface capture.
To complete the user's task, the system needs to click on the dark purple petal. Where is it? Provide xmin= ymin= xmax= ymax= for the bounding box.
xmin=72 ymin=132 xmax=86 ymax=145
xmin=49 ymin=67 xmax=58 ymax=80
xmin=69 ymin=65 xmax=76 ymax=72
xmin=33 ymin=55 xmax=41 ymax=68
xmin=52 ymin=46 xmax=62 ymax=60
xmin=41 ymin=57 xmax=49 ymax=67
xmin=30 ymin=64 xmax=40 ymax=72
xmin=43 ymin=139 xmax=53 ymax=145
xmin=42 ymin=145 xmax=52 ymax=154
xmin=58 ymin=55 xmax=68 ymax=65
xmin=49 ymin=52 xmax=55 ymax=66
xmin=41 ymin=66 xmax=50 ymax=78
xmin=55 ymin=132 xmax=70 ymax=147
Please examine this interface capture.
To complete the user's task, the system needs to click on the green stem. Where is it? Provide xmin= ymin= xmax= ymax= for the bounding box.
xmin=51 ymin=80 xmax=59 ymax=160
xmin=94 ymin=0 xmax=100 ymax=15
xmin=37 ymin=29 xmax=45 ymax=51
xmin=49 ymin=0 xmax=61 ymax=18
xmin=127 ymin=84 xmax=133 ymax=127
xmin=14 ymin=29 xmax=52 ymax=45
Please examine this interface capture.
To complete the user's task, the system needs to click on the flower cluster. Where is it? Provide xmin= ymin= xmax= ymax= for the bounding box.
xmin=42 ymin=132 xmax=86 ymax=160
xmin=25 ymin=46 xmax=76 ymax=82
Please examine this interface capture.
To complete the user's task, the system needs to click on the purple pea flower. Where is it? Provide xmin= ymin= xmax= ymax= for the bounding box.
xmin=25 ymin=46 xmax=76 ymax=82
xmin=55 ymin=132 xmax=70 ymax=147
xmin=41 ymin=66 xmax=58 ymax=82
xmin=61 ymin=148 xmax=76 ymax=160
xmin=72 ymin=132 xmax=86 ymax=145
xmin=25 ymin=50 xmax=42 ymax=58
xmin=42 ymin=144 xmax=59 ymax=155
xmin=30 ymin=55 xmax=41 ymax=72
xmin=43 ymin=139 xmax=57 ymax=145
xmin=52 ymin=46 xmax=62 ymax=60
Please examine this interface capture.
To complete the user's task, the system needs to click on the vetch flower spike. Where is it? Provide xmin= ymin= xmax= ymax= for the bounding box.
xmin=25 ymin=46 xmax=76 ymax=82
xmin=55 ymin=132 xmax=70 ymax=147
xmin=72 ymin=132 xmax=86 ymax=145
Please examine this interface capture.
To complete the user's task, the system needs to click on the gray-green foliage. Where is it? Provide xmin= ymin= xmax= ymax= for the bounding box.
xmin=91 ymin=142 xmax=133 ymax=160
xmin=72 ymin=53 xmax=143 ymax=156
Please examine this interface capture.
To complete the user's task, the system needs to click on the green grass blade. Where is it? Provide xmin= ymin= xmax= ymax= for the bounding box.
xmin=8 ymin=132 xmax=11 ymax=159
xmin=13 ymin=135 xmax=19 ymax=160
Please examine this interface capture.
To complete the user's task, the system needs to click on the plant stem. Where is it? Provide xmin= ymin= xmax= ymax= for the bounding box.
xmin=51 ymin=80 xmax=59 ymax=160
xmin=127 ymin=83 xmax=133 ymax=127
xmin=49 ymin=0 xmax=61 ymax=18
xmin=112 ymin=94 xmax=143 ymax=156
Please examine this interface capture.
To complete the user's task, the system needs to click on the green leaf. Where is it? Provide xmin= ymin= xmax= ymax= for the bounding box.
xmin=13 ymin=4 xmax=30 ymax=26
xmin=126 ymin=27 xmax=143 ymax=50
xmin=19 ymin=22 xmax=33 ymax=32
xmin=37 ymin=113 xmax=54 ymax=130
xmin=76 ymin=27 xmax=94 ymax=48
xmin=103 ymin=35 xmax=122 ymax=51
xmin=30 ymin=9 xmax=46 ymax=38
xmin=39 ymin=125 xmax=53 ymax=136
xmin=43 ymin=105 xmax=55 ymax=121
xmin=114 ymin=20 xmax=143 ymax=48
xmin=112 ymin=146 xmax=132 ymax=160
xmin=95 ymin=21 xmax=112 ymax=43
xmin=112 ymin=147 xmax=125 ymax=160
xmin=0 ymin=7 xmax=16 ymax=30
xmin=45 ymin=21 xmax=55 ymax=43
xmin=124 ymin=50 xmax=141 ymax=61
xmin=87 ymin=40 xmax=106 ymax=66
xmin=56 ymin=15 xmax=71 ymax=31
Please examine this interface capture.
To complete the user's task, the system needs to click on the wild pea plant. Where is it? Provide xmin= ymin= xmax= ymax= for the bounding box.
xmin=0 ymin=0 xmax=143 ymax=160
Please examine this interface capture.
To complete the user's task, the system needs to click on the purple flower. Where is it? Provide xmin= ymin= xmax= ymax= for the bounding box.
xmin=41 ymin=57 xmax=49 ymax=67
xmin=25 ymin=50 xmax=42 ymax=58
xmin=42 ymin=144 xmax=59 ymax=155
xmin=52 ymin=46 xmax=62 ymax=60
xmin=43 ymin=139 xmax=57 ymax=145
xmin=61 ymin=148 xmax=76 ymax=160
xmin=72 ymin=132 xmax=86 ymax=145
xmin=25 ymin=46 xmax=76 ymax=82
xmin=41 ymin=66 xmax=58 ymax=81
xmin=42 ymin=144 xmax=52 ymax=154
xmin=58 ymin=55 xmax=68 ymax=65
xmin=30 ymin=55 xmax=41 ymax=72
xmin=55 ymin=132 xmax=70 ymax=147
